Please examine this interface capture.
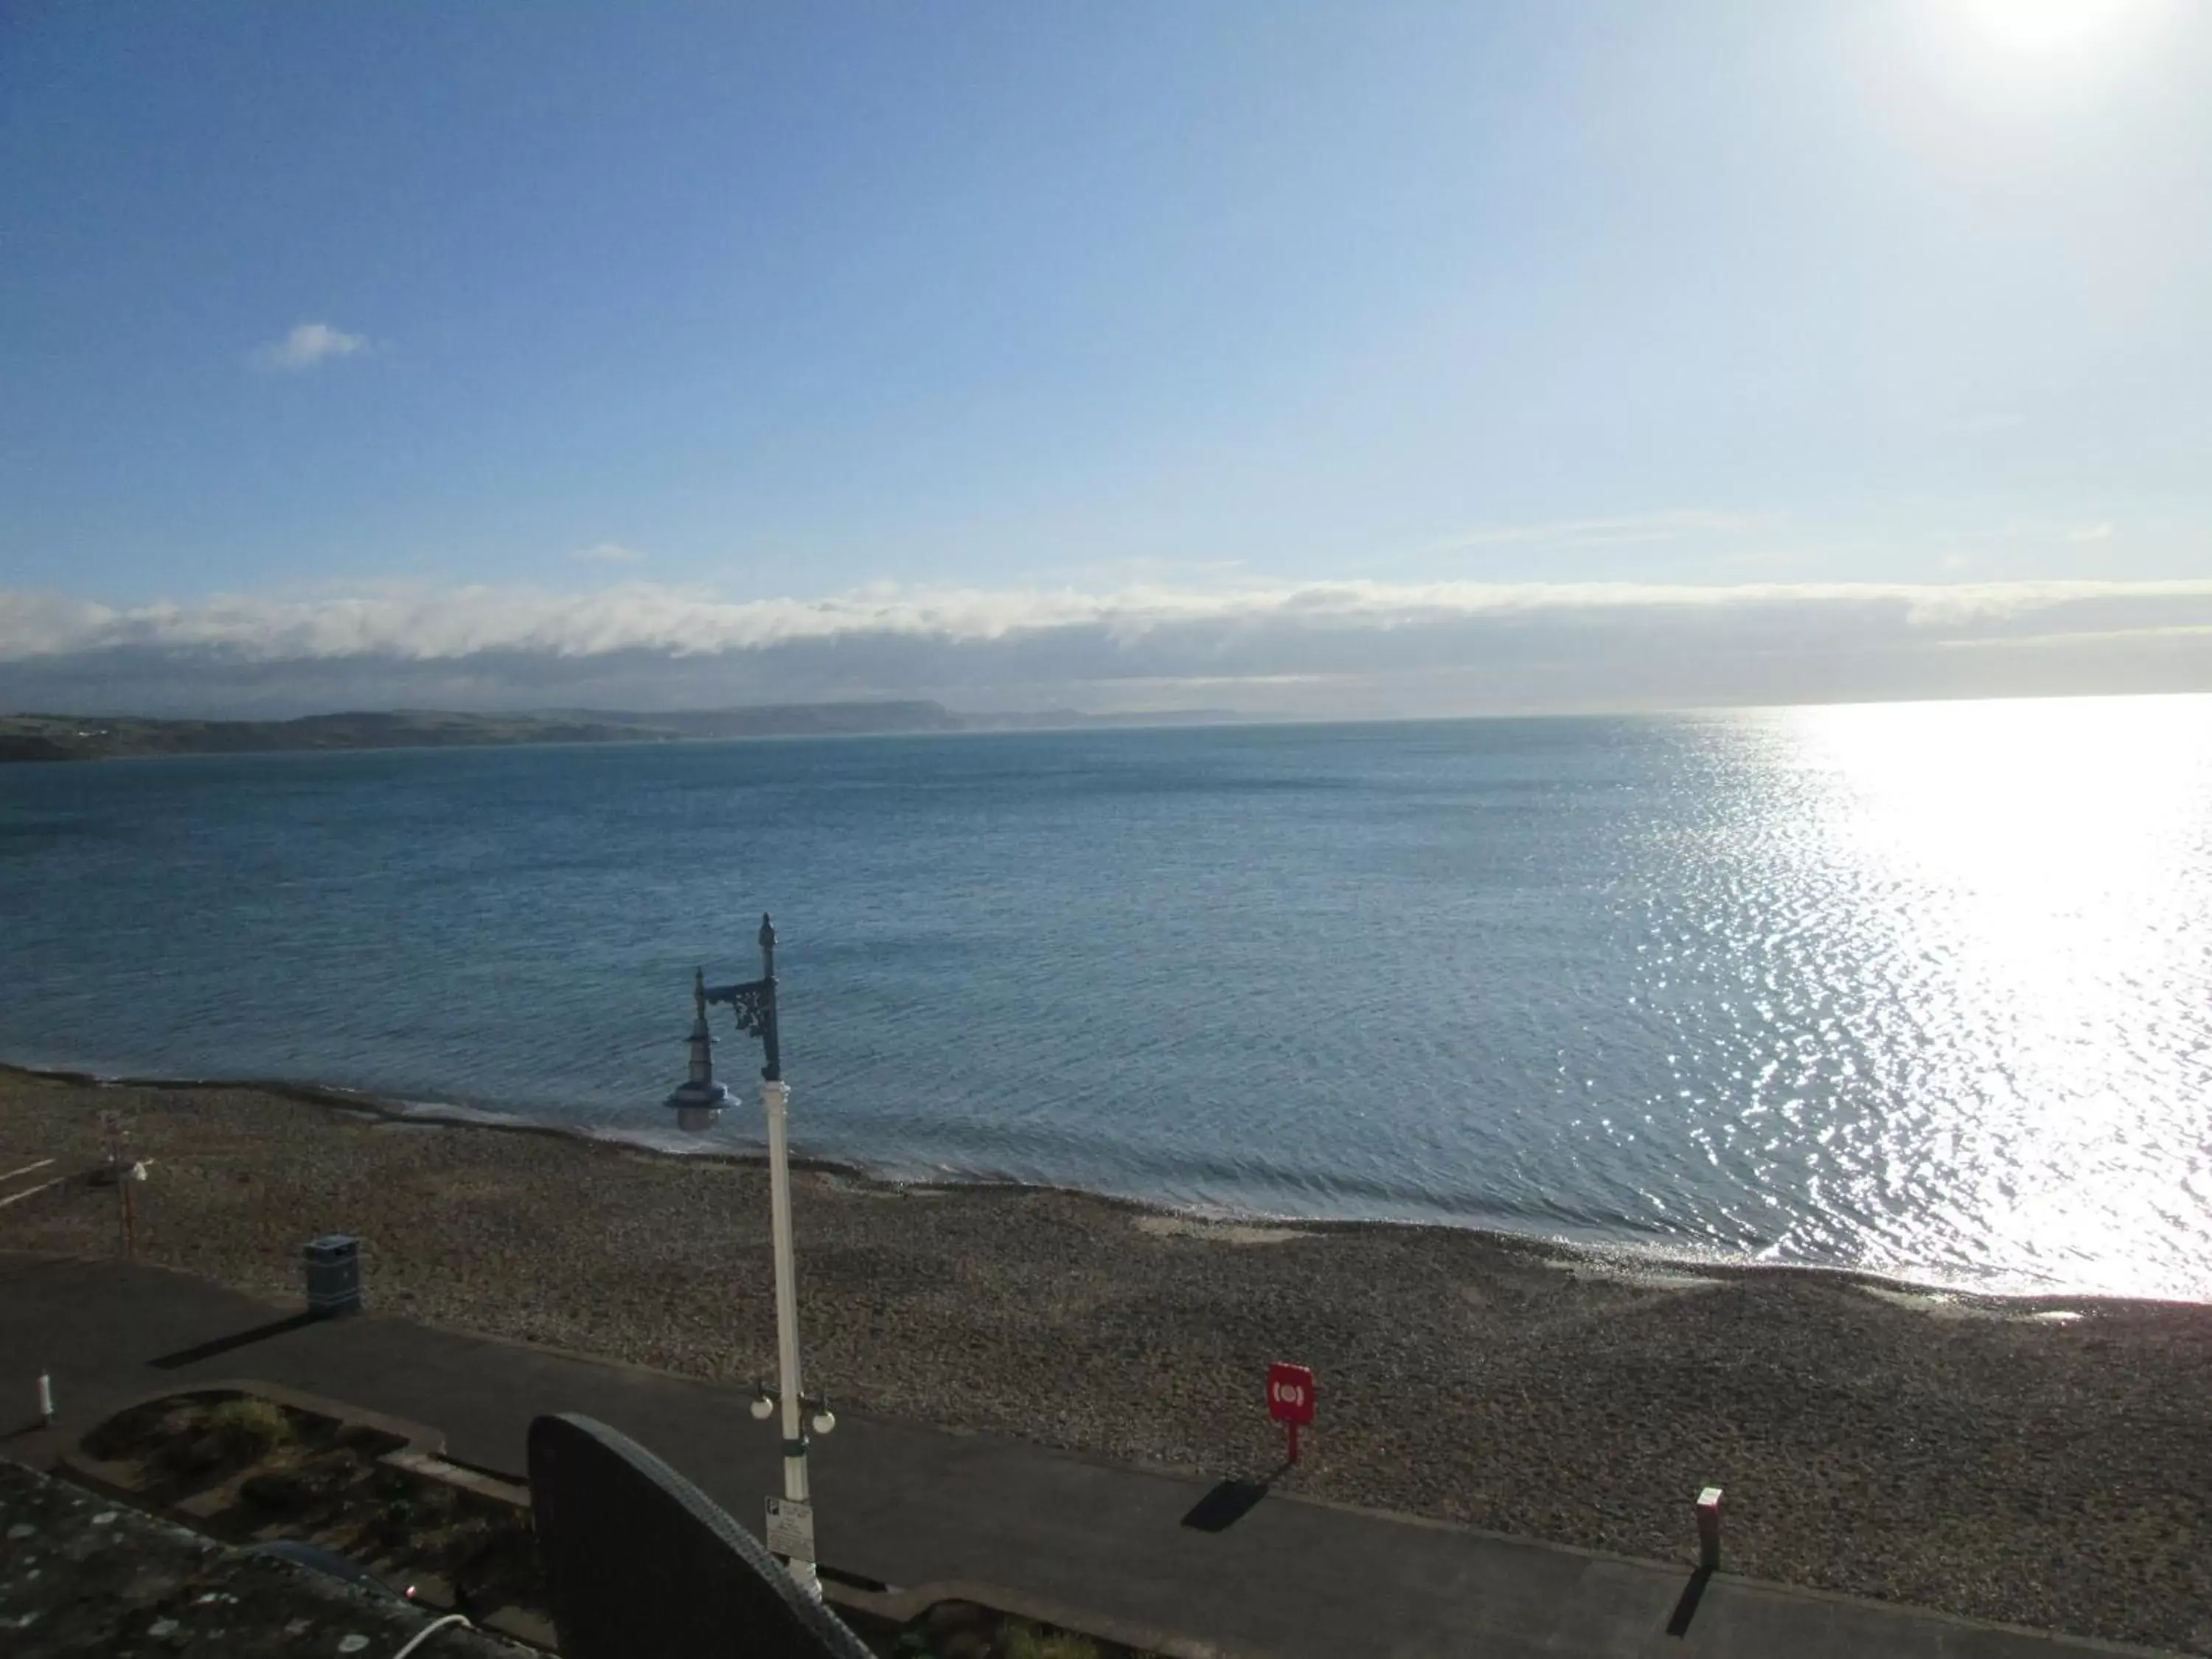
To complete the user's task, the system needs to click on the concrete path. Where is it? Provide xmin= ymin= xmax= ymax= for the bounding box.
xmin=0 ymin=1252 xmax=2174 ymax=1659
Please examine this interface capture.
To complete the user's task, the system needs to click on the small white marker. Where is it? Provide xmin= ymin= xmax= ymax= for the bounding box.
xmin=38 ymin=1371 xmax=54 ymax=1426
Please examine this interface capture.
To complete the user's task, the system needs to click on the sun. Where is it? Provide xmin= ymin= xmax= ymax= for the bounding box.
xmin=1909 ymin=0 xmax=2175 ymax=102
xmin=1955 ymin=0 xmax=2151 ymax=58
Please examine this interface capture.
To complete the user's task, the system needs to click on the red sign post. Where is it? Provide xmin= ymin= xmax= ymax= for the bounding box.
xmin=1266 ymin=1362 xmax=1315 ymax=1463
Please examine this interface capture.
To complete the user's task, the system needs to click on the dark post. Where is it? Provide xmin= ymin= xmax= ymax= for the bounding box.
xmin=757 ymin=913 xmax=781 ymax=1083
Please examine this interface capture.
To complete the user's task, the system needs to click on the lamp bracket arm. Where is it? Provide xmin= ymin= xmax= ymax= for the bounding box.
xmin=704 ymin=976 xmax=773 ymax=1043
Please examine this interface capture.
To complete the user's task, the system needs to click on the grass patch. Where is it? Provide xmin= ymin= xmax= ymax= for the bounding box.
xmin=206 ymin=1396 xmax=293 ymax=1456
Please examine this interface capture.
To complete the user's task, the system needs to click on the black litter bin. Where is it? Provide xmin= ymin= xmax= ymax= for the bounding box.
xmin=304 ymin=1234 xmax=362 ymax=1315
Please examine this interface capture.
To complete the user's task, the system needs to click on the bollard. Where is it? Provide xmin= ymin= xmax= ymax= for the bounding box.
xmin=38 ymin=1371 xmax=54 ymax=1426
xmin=1696 ymin=1486 xmax=1723 ymax=1570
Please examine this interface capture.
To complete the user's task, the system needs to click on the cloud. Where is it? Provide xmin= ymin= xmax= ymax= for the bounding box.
xmin=3 ymin=576 xmax=2208 ymax=718
xmin=8 ymin=575 xmax=2211 ymax=664
xmin=2070 ymin=523 xmax=2116 ymax=542
xmin=251 ymin=321 xmax=370 ymax=373
xmin=571 ymin=543 xmax=647 ymax=565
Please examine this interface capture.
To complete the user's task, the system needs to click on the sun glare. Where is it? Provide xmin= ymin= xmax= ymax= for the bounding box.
xmin=1927 ymin=0 xmax=2177 ymax=89
xmin=1958 ymin=0 xmax=2138 ymax=55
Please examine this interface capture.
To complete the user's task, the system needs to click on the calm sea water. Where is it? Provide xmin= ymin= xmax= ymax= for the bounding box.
xmin=4 ymin=698 xmax=2208 ymax=1299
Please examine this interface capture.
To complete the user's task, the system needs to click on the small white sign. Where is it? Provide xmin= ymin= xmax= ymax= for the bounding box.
xmin=765 ymin=1495 xmax=815 ymax=1562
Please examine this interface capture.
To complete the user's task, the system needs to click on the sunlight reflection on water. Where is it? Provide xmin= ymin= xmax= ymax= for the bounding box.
xmin=1674 ymin=697 xmax=2212 ymax=1297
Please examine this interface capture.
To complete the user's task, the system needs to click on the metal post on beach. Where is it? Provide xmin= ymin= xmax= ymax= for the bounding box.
xmin=100 ymin=1111 xmax=136 ymax=1259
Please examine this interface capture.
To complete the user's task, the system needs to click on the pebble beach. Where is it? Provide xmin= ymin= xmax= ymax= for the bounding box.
xmin=4 ymin=1064 xmax=2208 ymax=1655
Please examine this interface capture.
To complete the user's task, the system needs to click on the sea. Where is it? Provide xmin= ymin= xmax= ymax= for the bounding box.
xmin=4 ymin=695 xmax=2208 ymax=1301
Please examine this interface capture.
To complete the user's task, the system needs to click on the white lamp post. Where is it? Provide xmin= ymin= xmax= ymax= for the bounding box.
xmin=664 ymin=913 xmax=833 ymax=1592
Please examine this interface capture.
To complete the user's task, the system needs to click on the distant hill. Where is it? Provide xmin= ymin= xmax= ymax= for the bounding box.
xmin=0 ymin=701 xmax=1241 ymax=762
xmin=0 ymin=709 xmax=661 ymax=762
xmin=560 ymin=701 xmax=964 ymax=739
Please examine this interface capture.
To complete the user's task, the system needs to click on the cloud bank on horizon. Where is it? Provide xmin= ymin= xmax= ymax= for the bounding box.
xmin=4 ymin=576 xmax=2206 ymax=720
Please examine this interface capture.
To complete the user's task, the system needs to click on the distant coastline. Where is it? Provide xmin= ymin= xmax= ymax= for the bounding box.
xmin=0 ymin=700 xmax=1242 ymax=763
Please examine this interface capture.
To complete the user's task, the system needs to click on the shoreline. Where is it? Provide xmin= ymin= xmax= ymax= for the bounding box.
xmin=1 ymin=1060 xmax=2191 ymax=1313
xmin=4 ymin=1061 xmax=2210 ymax=1652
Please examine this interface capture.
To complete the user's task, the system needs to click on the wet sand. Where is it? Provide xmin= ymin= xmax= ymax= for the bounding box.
xmin=3 ymin=1065 xmax=2208 ymax=1654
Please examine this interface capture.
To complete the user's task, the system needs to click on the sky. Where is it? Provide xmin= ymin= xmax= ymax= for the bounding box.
xmin=2 ymin=0 xmax=2209 ymax=717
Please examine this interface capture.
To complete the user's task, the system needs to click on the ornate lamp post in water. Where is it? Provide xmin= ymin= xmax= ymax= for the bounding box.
xmin=664 ymin=913 xmax=834 ymax=1590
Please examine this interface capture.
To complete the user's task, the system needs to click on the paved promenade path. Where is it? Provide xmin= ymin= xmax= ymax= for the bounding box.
xmin=0 ymin=1253 xmax=2175 ymax=1659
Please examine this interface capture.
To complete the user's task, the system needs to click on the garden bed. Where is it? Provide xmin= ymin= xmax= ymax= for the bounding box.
xmin=64 ymin=1382 xmax=1183 ymax=1658
xmin=66 ymin=1382 xmax=552 ymax=1646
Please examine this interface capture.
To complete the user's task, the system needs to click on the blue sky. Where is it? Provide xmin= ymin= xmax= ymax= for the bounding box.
xmin=2 ymin=1 xmax=2209 ymax=714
